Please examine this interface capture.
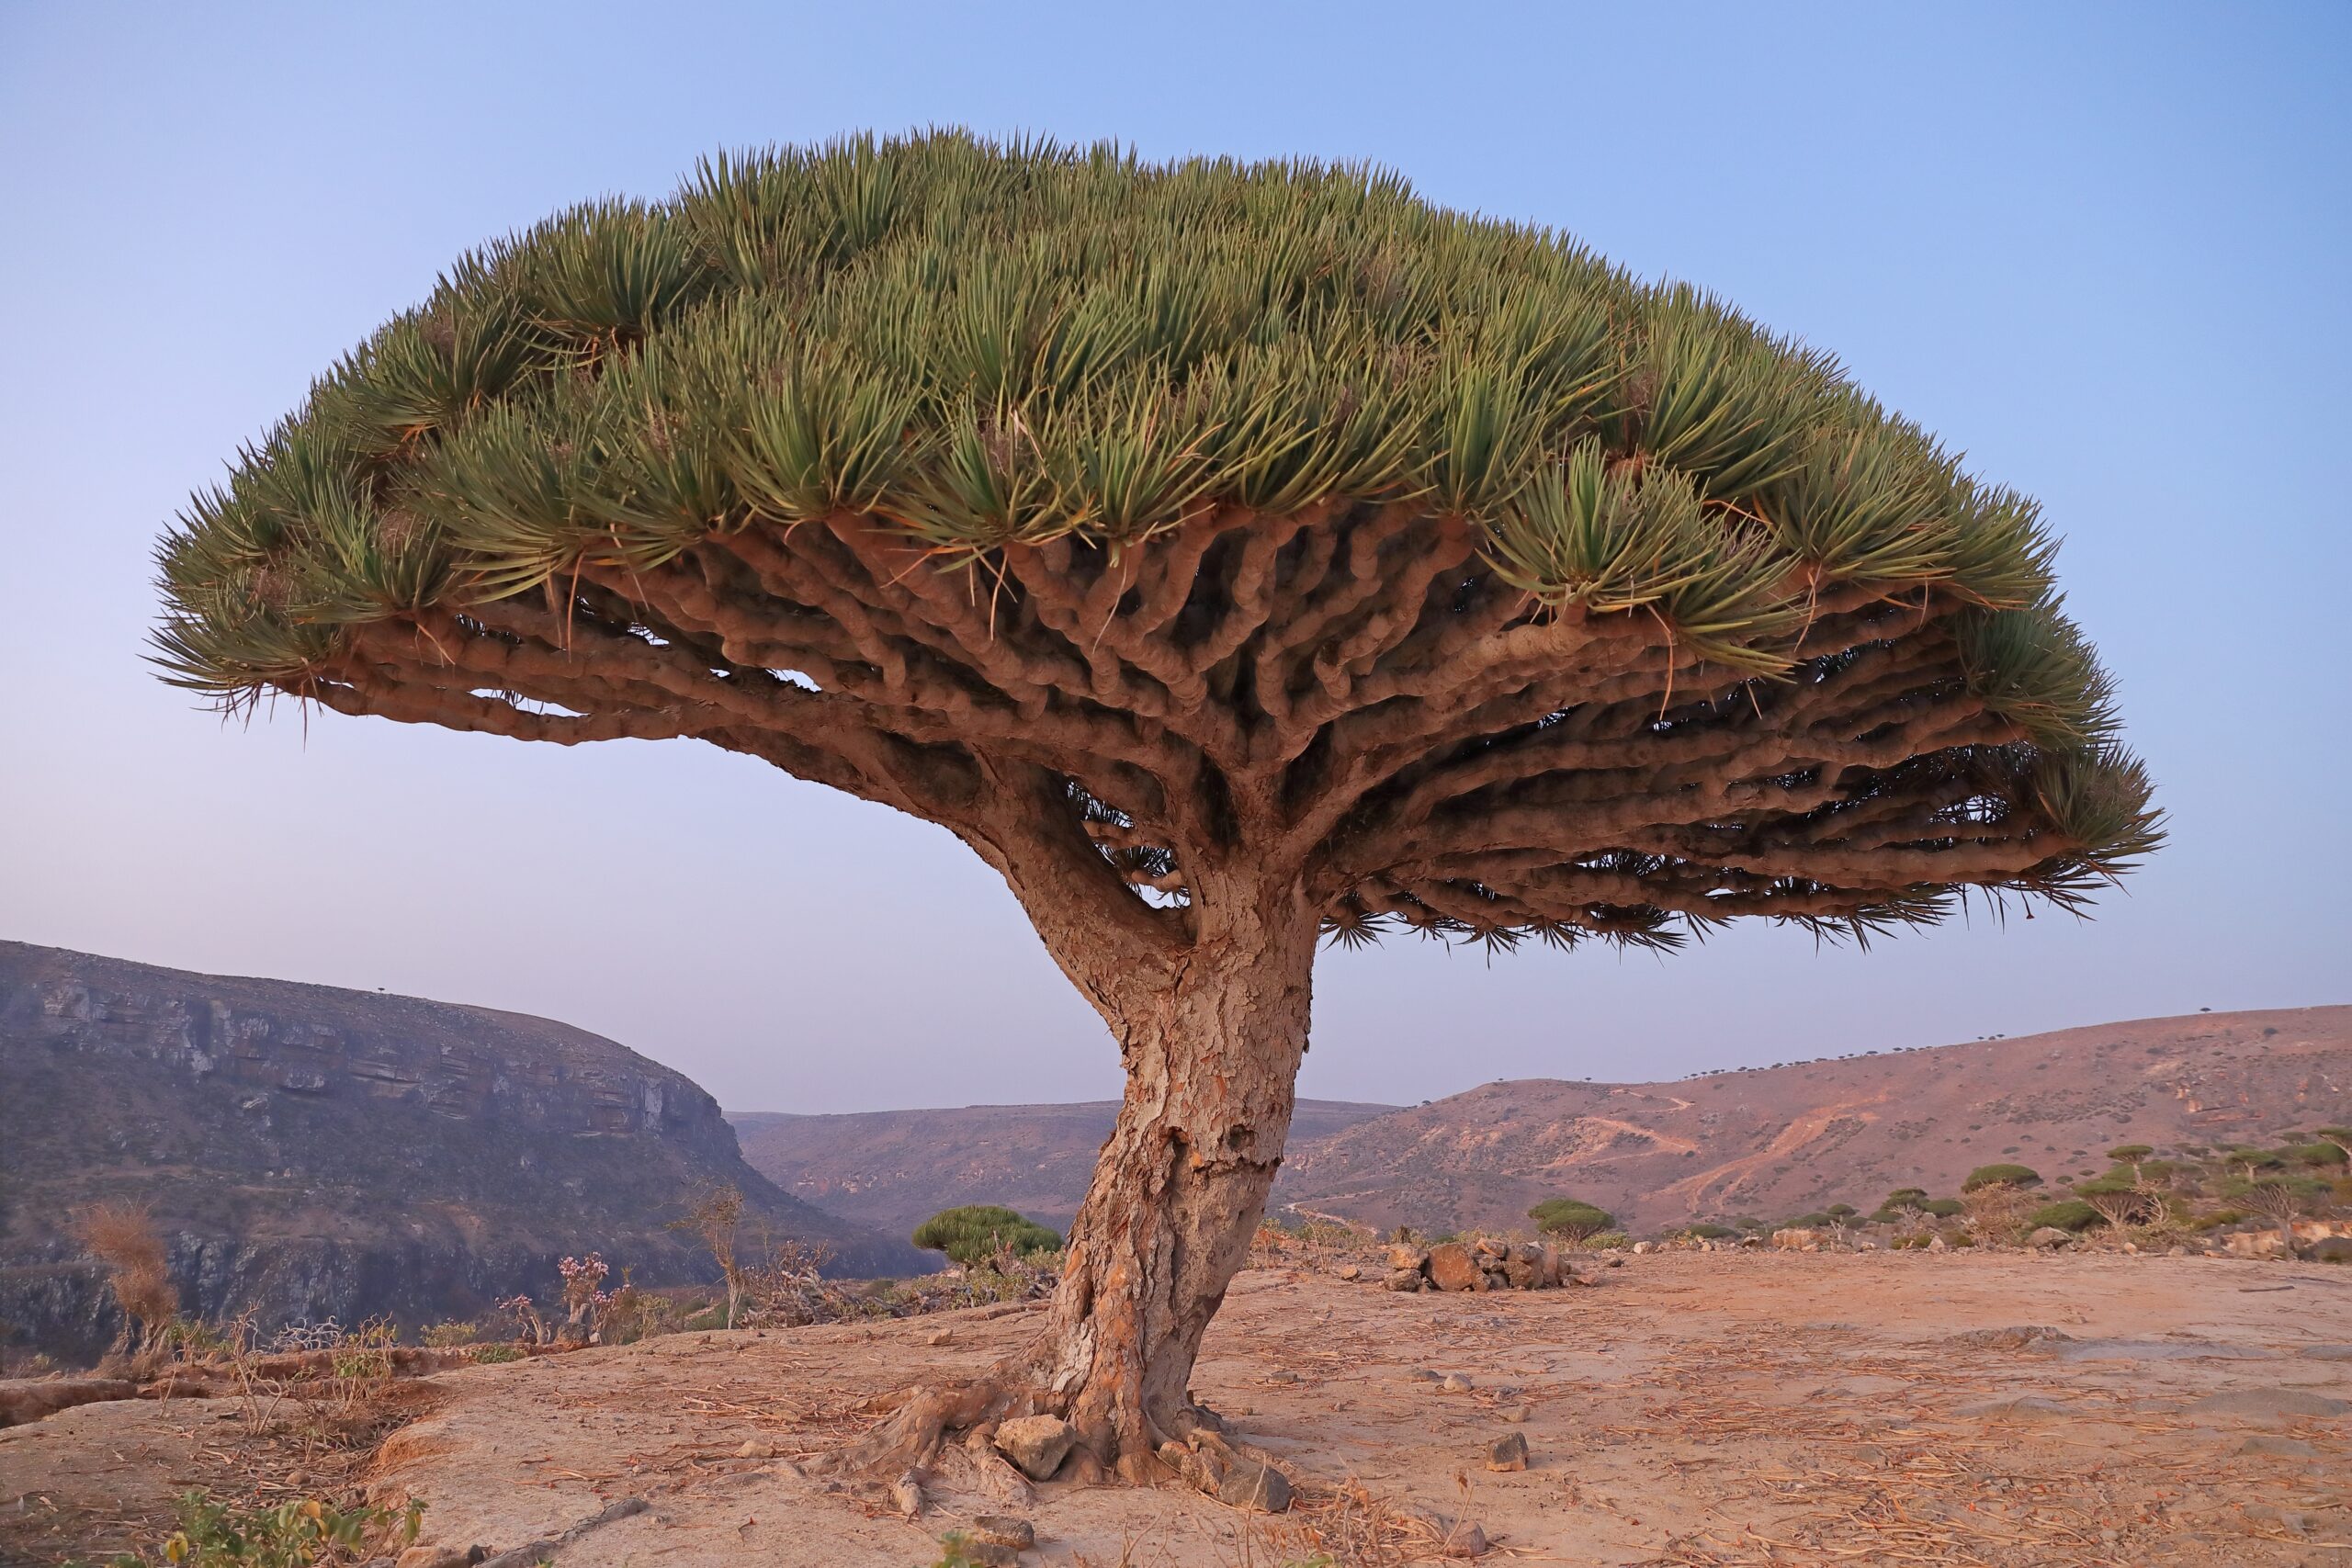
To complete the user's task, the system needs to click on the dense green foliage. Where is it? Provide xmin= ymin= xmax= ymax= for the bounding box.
xmin=152 ymin=130 xmax=2158 ymax=921
xmin=1961 ymin=1163 xmax=2042 ymax=1191
xmin=910 ymin=1204 xmax=1062 ymax=1266
xmin=1528 ymin=1198 xmax=1615 ymax=1239
xmin=91 ymin=1492 xmax=421 ymax=1568
xmin=2027 ymin=1198 xmax=2103 ymax=1233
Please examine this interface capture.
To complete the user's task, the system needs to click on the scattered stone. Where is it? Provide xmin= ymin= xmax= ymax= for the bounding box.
xmin=1927 ymin=1235 xmax=1948 ymax=1253
xmin=1407 ymin=1367 xmax=1442 ymax=1382
xmin=968 ymin=1516 xmax=1036 ymax=1550
xmin=1215 ymin=1458 xmax=1294 ymax=1512
xmin=1498 ymin=1404 xmax=1532 ymax=1424
xmin=735 ymin=1438 xmax=773 ymax=1458
xmin=1267 ymin=1369 xmax=1300 ymax=1384
xmin=1486 ymin=1430 xmax=1530 ymax=1472
xmin=2239 ymin=1435 xmax=2321 ymax=1458
xmin=2186 ymin=1389 xmax=2351 ymax=1420
xmin=1385 ymin=1269 xmax=1425 ymax=1292
xmin=993 ymin=1414 xmax=1078 ymax=1481
xmin=1632 ymin=1241 xmax=1653 ymax=1255
xmin=1385 ymin=1243 xmax=1430 ymax=1272
xmin=924 ymin=1328 xmax=954 ymax=1347
xmin=2306 ymin=1237 xmax=2352 ymax=1264
xmin=1948 ymin=1325 xmax=2074 ymax=1351
xmin=1335 ymin=1263 xmax=1363 ymax=1281
xmin=2027 ymin=1227 xmax=2075 ymax=1250
xmin=1605 ymin=1254 xmax=1624 ymax=1268
xmin=1439 ymin=1518 xmax=1490 ymax=1557
xmin=1954 ymin=1395 xmax=2074 ymax=1420
xmin=1427 ymin=1243 xmax=1482 ymax=1292
xmin=1440 ymin=1373 xmax=1475 ymax=1393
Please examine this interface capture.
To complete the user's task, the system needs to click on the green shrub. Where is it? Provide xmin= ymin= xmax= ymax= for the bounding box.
xmin=470 ymin=1343 xmax=523 ymax=1364
xmin=1585 ymin=1232 xmax=1631 ymax=1250
xmin=1788 ymin=1213 xmax=1835 ymax=1229
xmin=2027 ymin=1199 xmax=2102 ymax=1233
xmin=1527 ymin=1198 xmax=1616 ymax=1242
xmin=421 ymin=1321 xmax=478 ymax=1348
xmin=1962 ymin=1164 xmax=2042 ymax=1192
xmin=1918 ymin=1197 xmax=1964 ymax=1217
xmin=2107 ymin=1145 xmax=2154 ymax=1163
xmin=2285 ymin=1142 xmax=2348 ymax=1168
xmin=910 ymin=1205 xmax=1062 ymax=1267
xmin=1681 ymin=1223 xmax=1737 ymax=1240
xmin=1826 ymin=1203 xmax=1858 ymax=1219
xmin=95 ymin=1490 xmax=422 ymax=1568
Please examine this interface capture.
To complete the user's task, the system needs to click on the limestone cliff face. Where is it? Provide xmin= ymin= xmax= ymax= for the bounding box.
xmin=0 ymin=941 xmax=923 ymax=1361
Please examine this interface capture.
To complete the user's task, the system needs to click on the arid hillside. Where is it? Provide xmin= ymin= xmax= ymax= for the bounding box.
xmin=736 ymin=1008 xmax=2348 ymax=1241
xmin=0 ymin=942 xmax=923 ymax=1360
xmin=731 ymin=1099 xmax=1394 ymax=1237
xmin=1280 ymin=1006 xmax=2352 ymax=1235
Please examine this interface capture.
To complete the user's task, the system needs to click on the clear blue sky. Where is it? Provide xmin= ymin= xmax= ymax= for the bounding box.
xmin=2 ymin=3 xmax=2344 ymax=1113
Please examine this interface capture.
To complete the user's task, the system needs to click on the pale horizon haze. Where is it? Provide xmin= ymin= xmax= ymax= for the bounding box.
xmin=2 ymin=4 xmax=2346 ymax=1112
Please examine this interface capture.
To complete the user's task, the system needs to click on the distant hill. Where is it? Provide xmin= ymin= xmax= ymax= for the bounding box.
xmin=0 ymin=942 xmax=924 ymax=1361
xmin=732 ymin=1007 xmax=2349 ymax=1244
xmin=1278 ymin=1007 xmax=2352 ymax=1235
xmin=731 ymin=1099 xmax=1396 ymax=1238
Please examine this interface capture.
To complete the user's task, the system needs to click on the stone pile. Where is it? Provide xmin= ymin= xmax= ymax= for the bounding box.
xmin=1359 ymin=1237 xmax=1572 ymax=1292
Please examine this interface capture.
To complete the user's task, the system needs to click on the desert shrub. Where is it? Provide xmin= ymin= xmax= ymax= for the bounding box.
xmin=421 ymin=1321 xmax=478 ymax=1348
xmin=1962 ymin=1164 xmax=2042 ymax=1192
xmin=1733 ymin=1216 xmax=1767 ymax=1232
xmin=2108 ymin=1145 xmax=2154 ymax=1163
xmin=1826 ymin=1203 xmax=1858 ymax=1220
xmin=1788 ymin=1213 xmax=1835 ymax=1230
xmin=911 ymin=1205 xmax=1062 ymax=1266
xmin=1918 ymin=1197 xmax=1964 ymax=1217
xmin=76 ymin=1202 xmax=178 ymax=1357
xmin=2284 ymin=1142 xmax=2349 ymax=1168
xmin=470 ymin=1344 xmax=523 ymax=1364
xmin=1681 ymin=1223 xmax=1737 ymax=1240
xmin=670 ymin=1184 xmax=749 ymax=1327
xmin=94 ymin=1489 xmax=422 ymax=1567
xmin=1586 ymin=1232 xmax=1631 ymax=1250
xmin=2027 ymin=1199 xmax=2103 ymax=1233
xmin=1527 ymin=1198 xmax=1616 ymax=1243
xmin=1892 ymin=1232 xmax=1936 ymax=1249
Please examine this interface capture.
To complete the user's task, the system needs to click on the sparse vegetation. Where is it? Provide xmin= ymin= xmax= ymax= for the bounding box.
xmin=1528 ymin=1198 xmax=1616 ymax=1244
xmin=87 ymin=1489 xmax=421 ymax=1568
xmin=2027 ymin=1198 xmax=2102 ymax=1233
xmin=1961 ymin=1163 xmax=2042 ymax=1192
xmin=76 ymin=1202 xmax=178 ymax=1364
xmin=910 ymin=1204 xmax=1063 ymax=1267
xmin=670 ymin=1184 xmax=749 ymax=1328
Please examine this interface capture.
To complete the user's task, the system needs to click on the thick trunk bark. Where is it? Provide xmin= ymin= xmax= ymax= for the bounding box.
xmin=1038 ymin=879 xmax=1317 ymax=1476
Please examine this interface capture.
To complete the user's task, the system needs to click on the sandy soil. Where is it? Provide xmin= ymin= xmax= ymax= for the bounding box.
xmin=352 ymin=1252 xmax=2352 ymax=1567
xmin=8 ymin=1253 xmax=2349 ymax=1566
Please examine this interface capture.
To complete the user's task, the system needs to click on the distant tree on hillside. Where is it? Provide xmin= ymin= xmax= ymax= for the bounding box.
xmin=150 ymin=132 xmax=2159 ymax=1485
xmin=911 ymin=1205 xmax=1063 ymax=1267
xmin=1529 ymin=1198 xmax=1615 ymax=1244
xmin=1962 ymin=1163 xmax=2042 ymax=1192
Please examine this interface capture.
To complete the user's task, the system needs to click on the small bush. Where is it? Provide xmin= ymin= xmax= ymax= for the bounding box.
xmin=911 ymin=1205 xmax=1062 ymax=1267
xmin=470 ymin=1343 xmax=523 ymax=1364
xmin=96 ymin=1489 xmax=421 ymax=1567
xmin=1527 ymin=1198 xmax=1616 ymax=1243
xmin=1962 ymin=1164 xmax=2042 ymax=1192
xmin=1918 ymin=1197 xmax=1964 ymax=1217
xmin=76 ymin=1203 xmax=177 ymax=1357
xmin=1788 ymin=1213 xmax=1835 ymax=1230
xmin=1585 ymin=1231 xmax=1631 ymax=1250
xmin=1681 ymin=1223 xmax=1737 ymax=1240
xmin=2027 ymin=1199 xmax=2102 ymax=1233
xmin=421 ymin=1322 xmax=479 ymax=1348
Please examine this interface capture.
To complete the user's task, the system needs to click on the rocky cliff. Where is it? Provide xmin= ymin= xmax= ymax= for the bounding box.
xmin=0 ymin=942 xmax=923 ymax=1361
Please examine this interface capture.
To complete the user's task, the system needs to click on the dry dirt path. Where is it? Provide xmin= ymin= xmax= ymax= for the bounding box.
xmin=346 ymin=1252 xmax=2352 ymax=1567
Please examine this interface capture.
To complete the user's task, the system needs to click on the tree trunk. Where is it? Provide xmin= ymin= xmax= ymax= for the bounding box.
xmin=1038 ymin=894 xmax=1317 ymax=1474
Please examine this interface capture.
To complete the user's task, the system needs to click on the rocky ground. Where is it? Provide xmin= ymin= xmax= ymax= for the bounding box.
xmin=11 ymin=1251 xmax=2349 ymax=1567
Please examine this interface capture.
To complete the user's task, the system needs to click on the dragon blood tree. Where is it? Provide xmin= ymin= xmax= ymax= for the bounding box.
xmin=155 ymin=133 xmax=2159 ymax=1479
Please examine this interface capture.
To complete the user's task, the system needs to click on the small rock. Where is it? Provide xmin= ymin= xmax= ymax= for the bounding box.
xmin=2186 ymin=1389 xmax=2351 ymax=1419
xmin=1407 ymin=1367 xmax=1442 ymax=1382
xmin=1632 ymin=1241 xmax=1653 ymax=1255
xmin=1439 ymin=1518 xmax=1490 ymax=1558
xmin=1927 ymin=1235 xmax=1948 ymax=1253
xmin=1498 ymin=1404 xmax=1532 ymax=1424
xmin=968 ymin=1516 xmax=1035 ymax=1550
xmin=2166 ymin=1245 xmax=2189 ymax=1257
xmin=1605 ymin=1254 xmax=1623 ymax=1268
xmin=993 ymin=1414 xmax=1078 ymax=1481
xmin=1427 ymin=1243 xmax=1482 ymax=1292
xmin=1215 ymin=1458 xmax=1294 ymax=1512
xmin=1486 ymin=1430 xmax=1530 ymax=1472
xmin=1267 ymin=1369 xmax=1300 ymax=1384
xmin=1384 ymin=1268 xmax=1425 ymax=1292
xmin=736 ymin=1438 xmax=772 ymax=1459
xmin=1440 ymin=1372 xmax=1475 ymax=1393
xmin=394 ymin=1551 xmax=468 ymax=1568
xmin=1385 ymin=1243 xmax=1430 ymax=1272
xmin=1854 ymin=1239 xmax=1878 ymax=1251
xmin=924 ymin=1328 xmax=954 ymax=1347
xmin=1335 ymin=1263 xmax=1363 ymax=1281
xmin=2026 ymin=1227 xmax=2074 ymax=1250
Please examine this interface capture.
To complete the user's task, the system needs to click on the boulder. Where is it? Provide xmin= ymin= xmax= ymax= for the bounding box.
xmin=1439 ymin=1519 xmax=1490 ymax=1558
xmin=1384 ymin=1268 xmax=1425 ymax=1292
xmin=1538 ymin=1244 xmax=1566 ymax=1287
xmin=1632 ymin=1241 xmax=1653 ymax=1255
xmin=1215 ymin=1458 xmax=1294 ymax=1511
xmin=2303 ymin=1237 xmax=2352 ymax=1265
xmin=1486 ymin=1430 xmax=1530 ymax=1472
xmin=992 ymin=1414 xmax=1078 ymax=1481
xmin=968 ymin=1517 xmax=1035 ymax=1550
xmin=1440 ymin=1372 xmax=1475 ymax=1393
xmin=1502 ymin=1247 xmax=1540 ymax=1290
xmin=1334 ymin=1263 xmax=1363 ymax=1281
xmin=1426 ymin=1243 xmax=1482 ymax=1292
xmin=1385 ymin=1243 xmax=1430 ymax=1272
xmin=2224 ymin=1230 xmax=2294 ymax=1259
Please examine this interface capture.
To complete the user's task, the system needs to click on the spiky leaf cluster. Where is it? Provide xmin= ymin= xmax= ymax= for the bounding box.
xmin=154 ymin=130 xmax=2157 ymax=952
